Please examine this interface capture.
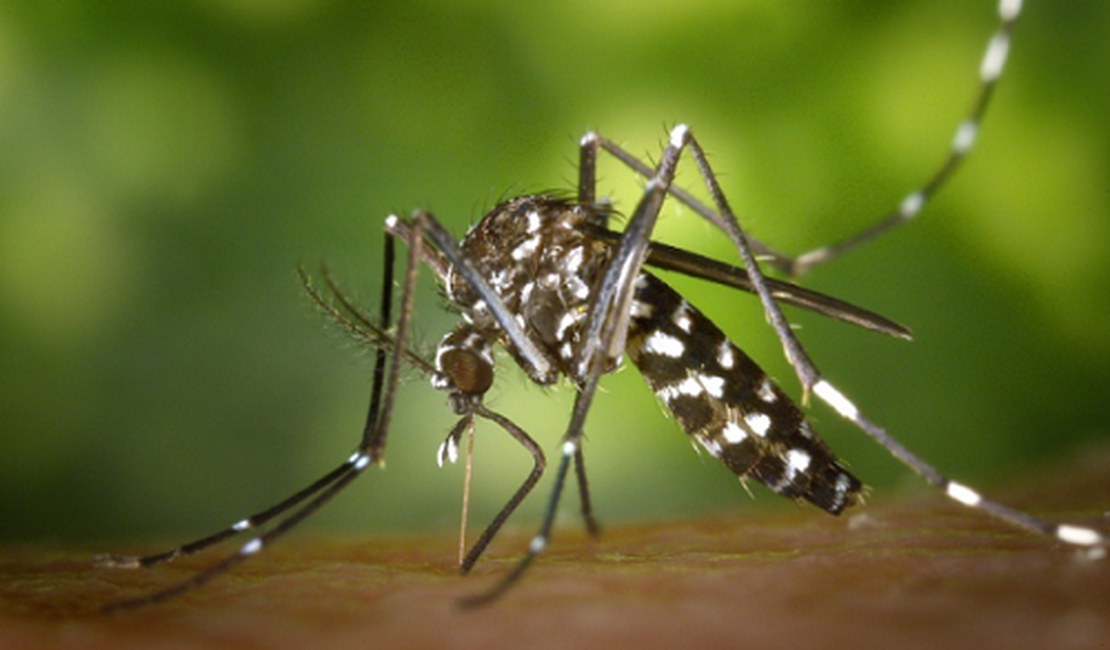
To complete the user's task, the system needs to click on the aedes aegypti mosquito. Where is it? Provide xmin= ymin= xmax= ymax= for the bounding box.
xmin=99 ymin=0 xmax=1106 ymax=611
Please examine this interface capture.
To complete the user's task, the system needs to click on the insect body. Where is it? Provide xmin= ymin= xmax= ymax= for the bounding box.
xmin=439 ymin=194 xmax=864 ymax=516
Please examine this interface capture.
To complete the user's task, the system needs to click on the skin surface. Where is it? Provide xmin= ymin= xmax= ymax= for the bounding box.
xmin=2 ymin=449 xmax=1108 ymax=650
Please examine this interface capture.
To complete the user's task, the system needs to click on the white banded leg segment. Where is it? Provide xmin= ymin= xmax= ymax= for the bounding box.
xmin=813 ymin=380 xmax=860 ymax=422
xmin=945 ymin=481 xmax=982 ymax=507
xmin=999 ymin=0 xmax=1022 ymax=21
xmin=669 ymin=123 xmax=691 ymax=148
xmin=754 ymin=0 xmax=1024 ymax=280
xmin=898 ymin=191 xmax=925 ymax=221
xmin=239 ymin=537 xmax=264 ymax=557
xmin=947 ymin=481 xmax=1107 ymax=551
xmin=1055 ymin=524 xmax=1104 ymax=547
xmin=980 ymin=31 xmax=1011 ymax=83
xmin=951 ymin=120 xmax=978 ymax=156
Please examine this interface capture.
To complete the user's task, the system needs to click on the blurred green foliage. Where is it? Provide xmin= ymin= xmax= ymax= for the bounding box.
xmin=1 ymin=1 xmax=1108 ymax=544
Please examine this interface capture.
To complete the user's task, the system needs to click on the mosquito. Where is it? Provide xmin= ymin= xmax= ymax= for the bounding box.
xmin=98 ymin=0 xmax=1105 ymax=612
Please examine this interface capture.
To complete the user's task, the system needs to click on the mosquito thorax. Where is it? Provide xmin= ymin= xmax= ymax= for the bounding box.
xmin=446 ymin=195 xmax=616 ymax=384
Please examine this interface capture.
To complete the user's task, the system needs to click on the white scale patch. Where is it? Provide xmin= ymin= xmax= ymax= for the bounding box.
xmin=899 ymin=191 xmax=924 ymax=220
xmin=814 ymin=380 xmax=858 ymax=421
xmin=699 ymin=373 xmax=725 ymax=399
xmin=555 ymin=309 xmax=583 ymax=341
xmin=756 ymin=379 xmax=777 ymax=404
xmin=240 ymin=538 xmax=263 ymax=556
xmin=744 ymin=412 xmax=772 ymax=437
xmin=952 ymin=120 xmax=978 ymax=154
xmin=659 ymin=372 xmax=725 ymax=402
xmin=511 ymin=234 xmax=541 ymax=261
xmin=539 ymin=272 xmax=560 ymax=289
xmin=526 ymin=210 xmax=542 ymax=233
xmin=566 ymin=275 xmax=590 ymax=301
xmin=946 ymin=481 xmax=981 ymax=507
xmin=669 ymin=123 xmax=690 ymax=147
xmin=721 ymin=421 xmax=748 ymax=444
xmin=1056 ymin=525 xmax=1102 ymax=547
xmin=671 ymin=302 xmax=693 ymax=333
xmin=980 ymin=32 xmax=1010 ymax=82
xmin=832 ymin=473 xmax=853 ymax=508
xmin=564 ymin=246 xmax=584 ymax=273
xmin=657 ymin=375 xmax=704 ymax=402
xmin=697 ymin=435 xmax=723 ymax=458
xmin=716 ymin=341 xmax=735 ymax=369
xmin=784 ymin=449 xmax=811 ymax=480
xmin=675 ymin=376 xmax=704 ymax=397
xmin=643 ymin=330 xmax=685 ymax=358
xmin=631 ymin=299 xmax=653 ymax=319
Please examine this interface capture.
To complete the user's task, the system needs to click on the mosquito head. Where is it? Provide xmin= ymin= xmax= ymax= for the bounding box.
xmin=433 ymin=325 xmax=496 ymax=414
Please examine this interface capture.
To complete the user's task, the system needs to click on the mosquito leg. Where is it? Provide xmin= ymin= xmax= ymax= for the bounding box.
xmin=575 ymin=126 xmax=689 ymax=378
xmin=785 ymin=0 xmax=1023 ymax=277
xmin=578 ymin=129 xmax=598 ymax=208
xmin=102 ymin=455 xmax=374 ymax=614
xmin=589 ymin=2 xmax=1022 ymax=279
xmin=95 ymin=459 xmax=356 ymax=571
xmin=463 ymin=126 xmax=693 ymax=605
xmin=681 ymin=130 xmax=823 ymax=397
xmin=364 ymin=215 xmax=423 ymax=459
xmin=458 ymin=428 xmax=577 ymax=607
xmin=101 ymin=213 xmax=424 ymax=612
xmin=99 ymin=227 xmax=401 ymax=576
xmin=457 ymin=406 xmax=547 ymax=574
xmin=361 ymin=219 xmax=395 ymax=449
xmin=573 ymin=446 xmax=600 ymax=537
xmin=810 ymin=378 xmax=1106 ymax=551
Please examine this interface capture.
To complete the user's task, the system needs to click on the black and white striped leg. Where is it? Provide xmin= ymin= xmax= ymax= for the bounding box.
xmin=593 ymin=120 xmax=1106 ymax=570
xmin=589 ymin=0 xmax=1023 ymax=279
xmin=811 ymin=378 xmax=1107 ymax=553
xmin=463 ymin=125 xmax=695 ymax=604
xmin=584 ymin=127 xmax=824 ymax=398
xmin=680 ymin=123 xmax=1104 ymax=555
xmin=98 ymin=214 xmax=423 ymax=613
xmin=785 ymin=0 xmax=1023 ymax=277
xmin=573 ymin=446 xmax=601 ymax=537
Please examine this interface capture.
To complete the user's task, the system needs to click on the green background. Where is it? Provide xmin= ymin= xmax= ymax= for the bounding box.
xmin=1 ymin=1 xmax=1107 ymax=545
